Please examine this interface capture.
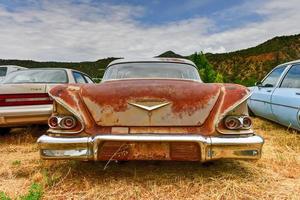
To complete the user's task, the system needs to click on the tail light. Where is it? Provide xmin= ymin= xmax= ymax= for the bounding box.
xmin=48 ymin=116 xmax=59 ymax=128
xmin=0 ymin=93 xmax=52 ymax=106
xmin=48 ymin=116 xmax=77 ymax=130
xmin=242 ymin=116 xmax=252 ymax=128
xmin=60 ymin=116 xmax=76 ymax=129
xmin=224 ymin=116 xmax=252 ymax=130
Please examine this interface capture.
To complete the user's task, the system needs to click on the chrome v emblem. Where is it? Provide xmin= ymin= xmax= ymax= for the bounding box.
xmin=128 ymin=102 xmax=170 ymax=111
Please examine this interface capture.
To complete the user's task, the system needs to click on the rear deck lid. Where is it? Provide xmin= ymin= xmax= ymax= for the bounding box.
xmin=81 ymin=79 xmax=221 ymax=126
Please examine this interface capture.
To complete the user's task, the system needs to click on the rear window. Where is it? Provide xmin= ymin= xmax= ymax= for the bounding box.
xmin=0 ymin=67 xmax=7 ymax=77
xmin=103 ymin=62 xmax=201 ymax=81
xmin=2 ymin=69 xmax=68 ymax=84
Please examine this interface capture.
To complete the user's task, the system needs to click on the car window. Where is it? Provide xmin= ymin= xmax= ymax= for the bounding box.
xmin=2 ymin=69 xmax=68 ymax=83
xmin=261 ymin=66 xmax=286 ymax=87
xmin=103 ymin=62 xmax=201 ymax=81
xmin=73 ymin=72 xmax=87 ymax=83
xmin=84 ymin=75 xmax=94 ymax=83
xmin=0 ymin=67 xmax=7 ymax=77
xmin=280 ymin=64 xmax=300 ymax=88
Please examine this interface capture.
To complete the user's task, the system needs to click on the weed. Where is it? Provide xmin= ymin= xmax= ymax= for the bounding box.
xmin=0 ymin=192 xmax=11 ymax=200
xmin=20 ymin=183 xmax=43 ymax=200
xmin=11 ymin=160 xmax=21 ymax=166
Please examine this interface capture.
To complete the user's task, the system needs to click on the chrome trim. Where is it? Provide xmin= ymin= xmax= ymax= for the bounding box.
xmin=107 ymin=60 xmax=197 ymax=69
xmin=128 ymin=102 xmax=170 ymax=111
xmin=37 ymin=134 xmax=264 ymax=162
xmin=250 ymin=99 xmax=299 ymax=110
xmin=46 ymin=97 xmax=85 ymax=134
xmin=216 ymin=89 xmax=253 ymax=134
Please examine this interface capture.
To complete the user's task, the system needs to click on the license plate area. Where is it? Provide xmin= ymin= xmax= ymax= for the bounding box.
xmin=97 ymin=142 xmax=200 ymax=161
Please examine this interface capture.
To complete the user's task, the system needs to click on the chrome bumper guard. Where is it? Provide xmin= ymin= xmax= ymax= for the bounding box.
xmin=37 ymin=134 xmax=264 ymax=162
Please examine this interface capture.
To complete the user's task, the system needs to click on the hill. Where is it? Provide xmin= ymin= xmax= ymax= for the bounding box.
xmin=1 ymin=34 xmax=300 ymax=85
xmin=206 ymin=34 xmax=300 ymax=85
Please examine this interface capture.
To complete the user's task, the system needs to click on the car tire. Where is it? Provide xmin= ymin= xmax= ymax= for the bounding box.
xmin=0 ymin=128 xmax=11 ymax=135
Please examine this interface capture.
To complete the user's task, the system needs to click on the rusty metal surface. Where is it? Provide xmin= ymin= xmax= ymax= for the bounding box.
xmin=49 ymin=80 xmax=250 ymax=136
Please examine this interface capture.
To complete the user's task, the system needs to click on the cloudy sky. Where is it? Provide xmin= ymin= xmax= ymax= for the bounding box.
xmin=0 ymin=0 xmax=299 ymax=61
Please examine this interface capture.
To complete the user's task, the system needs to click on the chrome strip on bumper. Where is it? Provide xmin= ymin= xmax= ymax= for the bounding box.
xmin=37 ymin=134 xmax=264 ymax=162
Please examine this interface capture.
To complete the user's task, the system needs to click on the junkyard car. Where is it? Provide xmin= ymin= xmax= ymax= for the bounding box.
xmin=0 ymin=65 xmax=27 ymax=82
xmin=248 ymin=60 xmax=300 ymax=131
xmin=0 ymin=68 xmax=93 ymax=134
xmin=38 ymin=58 xmax=264 ymax=162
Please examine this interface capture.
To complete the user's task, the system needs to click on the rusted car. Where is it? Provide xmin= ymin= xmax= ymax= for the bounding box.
xmin=38 ymin=58 xmax=264 ymax=162
xmin=0 ymin=68 xmax=93 ymax=134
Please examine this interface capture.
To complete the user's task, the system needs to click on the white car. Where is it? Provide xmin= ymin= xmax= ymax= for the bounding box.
xmin=0 ymin=65 xmax=27 ymax=82
xmin=0 ymin=68 xmax=94 ymax=134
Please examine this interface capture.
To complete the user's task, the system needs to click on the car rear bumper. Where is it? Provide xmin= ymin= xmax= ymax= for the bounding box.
xmin=0 ymin=105 xmax=52 ymax=127
xmin=37 ymin=134 xmax=264 ymax=162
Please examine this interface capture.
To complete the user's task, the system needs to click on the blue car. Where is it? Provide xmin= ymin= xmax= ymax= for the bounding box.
xmin=248 ymin=60 xmax=300 ymax=131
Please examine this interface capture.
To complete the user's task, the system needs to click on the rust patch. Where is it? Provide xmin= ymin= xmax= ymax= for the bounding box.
xmin=81 ymin=79 xmax=220 ymax=114
xmin=98 ymin=142 xmax=130 ymax=160
xmin=198 ymin=86 xmax=225 ymax=135
xmin=98 ymin=142 xmax=170 ymax=160
xmin=221 ymin=84 xmax=249 ymax=114
xmin=49 ymin=80 xmax=249 ymax=137
xmin=97 ymin=142 xmax=200 ymax=161
xmin=170 ymin=142 xmax=200 ymax=161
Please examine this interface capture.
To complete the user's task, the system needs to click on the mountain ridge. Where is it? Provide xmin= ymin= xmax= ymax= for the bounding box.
xmin=1 ymin=34 xmax=300 ymax=85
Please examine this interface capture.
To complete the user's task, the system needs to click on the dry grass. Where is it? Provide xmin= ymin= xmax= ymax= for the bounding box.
xmin=0 ymin=118 xmax=299 ymax=200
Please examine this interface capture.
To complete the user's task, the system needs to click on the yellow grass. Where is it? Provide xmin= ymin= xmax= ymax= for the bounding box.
xmin=0 ymin=118 xmax=299 ymax=200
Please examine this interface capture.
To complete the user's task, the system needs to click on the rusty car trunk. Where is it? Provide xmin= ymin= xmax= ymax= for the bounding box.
xmin=49 ymin=79 xmax=249 ymax=136
xmin=81 ymin=79 xmax=220 ymax=127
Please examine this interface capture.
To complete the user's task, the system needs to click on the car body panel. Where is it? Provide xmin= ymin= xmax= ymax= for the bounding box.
xmin=38 ymin=58 xmax=263 ymax=162
xmin=0 ymin=68 xmax=94 ymax=128
xmin=48 ymin=81 xmax=249 ymax=136
xmin=249 ymin=87 xmax=275 ymax=120
xmin=248 ymin=61 xmax=300 ymax=131
xmin=271 ymin=88 xmax=300 ymax=129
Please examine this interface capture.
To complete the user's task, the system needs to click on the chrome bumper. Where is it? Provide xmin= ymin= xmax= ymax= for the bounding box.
xmin=37 ymin=134 xmax=264 ymax=162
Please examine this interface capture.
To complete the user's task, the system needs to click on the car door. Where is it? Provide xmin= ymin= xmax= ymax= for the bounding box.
xmin=249 ymin=65 xmax=287 ymax=121
xmin=271 ymin=64 xmax=300 ymax=130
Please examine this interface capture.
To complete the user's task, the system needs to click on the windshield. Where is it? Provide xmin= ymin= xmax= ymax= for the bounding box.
xmin=2 ymin=69 xmax=68 ymax=84
xmin=103 ymin=62 xmax=201 ymax=81
xmin=0 ymin=67 xmax=7 ymax=77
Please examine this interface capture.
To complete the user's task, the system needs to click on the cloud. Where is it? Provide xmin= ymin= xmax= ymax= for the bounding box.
xmin=0 ymin=0 xmax=299 ymax=61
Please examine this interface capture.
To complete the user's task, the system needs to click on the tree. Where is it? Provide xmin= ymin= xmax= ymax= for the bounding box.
xmin=189 ymin=52 xmax=223 ymax=83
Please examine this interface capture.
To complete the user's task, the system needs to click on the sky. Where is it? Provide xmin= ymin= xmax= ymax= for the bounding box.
xmin=0 ymin=0 xmax=299 ymax=61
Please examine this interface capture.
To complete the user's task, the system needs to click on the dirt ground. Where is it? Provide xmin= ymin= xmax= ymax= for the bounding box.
xmin=0 ymin=118 xmax=299 ymax=200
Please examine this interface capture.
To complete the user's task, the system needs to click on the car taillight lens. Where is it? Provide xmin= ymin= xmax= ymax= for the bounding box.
xmin=48 ymin=116 xmax=77 ymax=130
xmin=48 ymin=116 xmax=58 ymax=128
xmin=224 ymin=116 xmax=252 ymax=130
xmin=242 ymin=116 xmax=252 ymax=129
xmin=60 ymin=116 xmax=76 ymax=129
xmin=0 ymin=93 xmax=52 ymax=106
xmin=224 ymin=116 xmax=242 ymax=130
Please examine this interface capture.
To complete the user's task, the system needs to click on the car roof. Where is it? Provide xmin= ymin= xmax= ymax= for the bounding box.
xmin=0 ymin=65 xmax=27 ymax=69
xmin=107 ymin=57 xmax=197 ymax=68
xmin=277 ymin=59 xmax=300 ymax=67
